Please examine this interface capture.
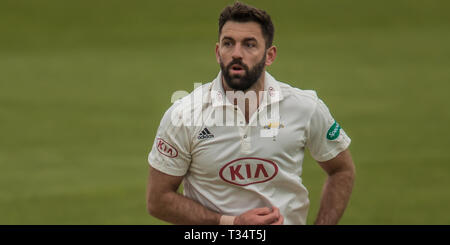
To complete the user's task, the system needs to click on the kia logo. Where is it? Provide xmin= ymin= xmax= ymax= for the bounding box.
xmin=156 ymin=138 xmax=178 ymax=158
xmin=219 ymin=157 xmax=278 ymax=186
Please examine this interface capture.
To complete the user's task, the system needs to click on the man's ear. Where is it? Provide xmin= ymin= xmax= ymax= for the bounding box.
xmin=265 ymin=46 xmax=277 ymax=66
xmin=215 ymin=43 xmax=220 ymax=64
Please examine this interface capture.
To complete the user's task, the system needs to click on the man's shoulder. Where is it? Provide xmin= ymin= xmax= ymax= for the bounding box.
xmin=159 ymin=82 xmax=213 ymax=128
xmin=169 ymin=82 xmax=213 ymax=111
xmin=277 ymin=80 xmax=319 ymax=106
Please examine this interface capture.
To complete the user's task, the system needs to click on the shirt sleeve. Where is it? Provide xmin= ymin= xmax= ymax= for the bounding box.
xmin=306 ymin=98 xmax=351 ymax=162
xmin=148 ymin=102 xmax=192 ymax=176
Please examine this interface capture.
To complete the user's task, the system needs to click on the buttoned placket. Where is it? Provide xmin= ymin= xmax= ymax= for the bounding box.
xmin=210 ymin=72 xmax=283 ymax=154
xmin=235 ymin=91 xmax=274 ymax=154
xmin=237 ymin=105 xmax=251 ymax=153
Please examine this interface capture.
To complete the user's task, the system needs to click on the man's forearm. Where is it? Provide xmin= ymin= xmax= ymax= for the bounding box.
xmin=148 ymin=191 xmax=221 ymax=225
xmin=314 ymin=168 xmax=355 ymax=225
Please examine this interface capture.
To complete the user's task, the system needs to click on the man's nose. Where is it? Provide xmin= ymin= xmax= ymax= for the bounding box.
xmin=231 ymin=44 xmax=243 ymax=59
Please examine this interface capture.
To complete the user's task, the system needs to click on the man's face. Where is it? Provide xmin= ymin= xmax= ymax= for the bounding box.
xmin=216 ymin=21 xmax=270 ymax=91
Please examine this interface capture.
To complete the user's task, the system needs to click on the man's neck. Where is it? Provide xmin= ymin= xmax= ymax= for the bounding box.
xmin=221 ymin=72 xmax=266 ymax=124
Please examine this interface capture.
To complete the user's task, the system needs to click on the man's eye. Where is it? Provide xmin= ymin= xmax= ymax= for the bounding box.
xmin=246 ymin=43 xmax=256 ymax=48
xmin=223 ymin=42 xmax=232 ymax=47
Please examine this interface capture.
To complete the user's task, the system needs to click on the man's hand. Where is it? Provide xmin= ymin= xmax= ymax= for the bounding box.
xmin=234 ymin=206 xmax=284 ymax=225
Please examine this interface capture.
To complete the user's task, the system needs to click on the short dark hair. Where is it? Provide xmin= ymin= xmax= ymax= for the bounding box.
xmin=218 ymin=2 xmax=275 ymax=49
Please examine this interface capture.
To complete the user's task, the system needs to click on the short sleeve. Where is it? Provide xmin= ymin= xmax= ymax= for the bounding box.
xmin=306 ymin=98 xmax=351 ymax=162
xmin=148 ymin=102 xmax=192 ymax=176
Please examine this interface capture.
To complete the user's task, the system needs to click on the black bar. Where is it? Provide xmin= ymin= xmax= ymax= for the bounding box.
xmin=0 ymin=225 xmax=448 ymax=244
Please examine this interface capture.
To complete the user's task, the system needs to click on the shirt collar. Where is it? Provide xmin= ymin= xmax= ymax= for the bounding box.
xmin=210 ymin=71 xmax=284 ymax=107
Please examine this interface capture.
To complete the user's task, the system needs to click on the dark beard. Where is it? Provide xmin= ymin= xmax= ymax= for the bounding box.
xmin=220 ymin=54 xmax=266 ymax=91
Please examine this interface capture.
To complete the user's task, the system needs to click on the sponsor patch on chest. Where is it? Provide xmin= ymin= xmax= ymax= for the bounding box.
xmin=219 ymin=157 xmax=278 ymax=186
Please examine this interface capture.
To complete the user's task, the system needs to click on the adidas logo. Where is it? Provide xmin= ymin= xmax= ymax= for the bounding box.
xmin=198 ymin=128 xmax=214 ymax=140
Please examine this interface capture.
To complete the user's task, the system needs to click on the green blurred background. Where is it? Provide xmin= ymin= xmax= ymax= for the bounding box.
xmin=1 ymin=0 xmax=449 ymax=224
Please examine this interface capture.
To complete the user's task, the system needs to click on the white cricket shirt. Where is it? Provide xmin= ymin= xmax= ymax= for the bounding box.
xmin=148 ymin=71 xmax=351 ymax=225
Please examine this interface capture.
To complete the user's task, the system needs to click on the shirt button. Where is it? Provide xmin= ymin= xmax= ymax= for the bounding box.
xmin=243 ymin=135 xmax=247 ymax=139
